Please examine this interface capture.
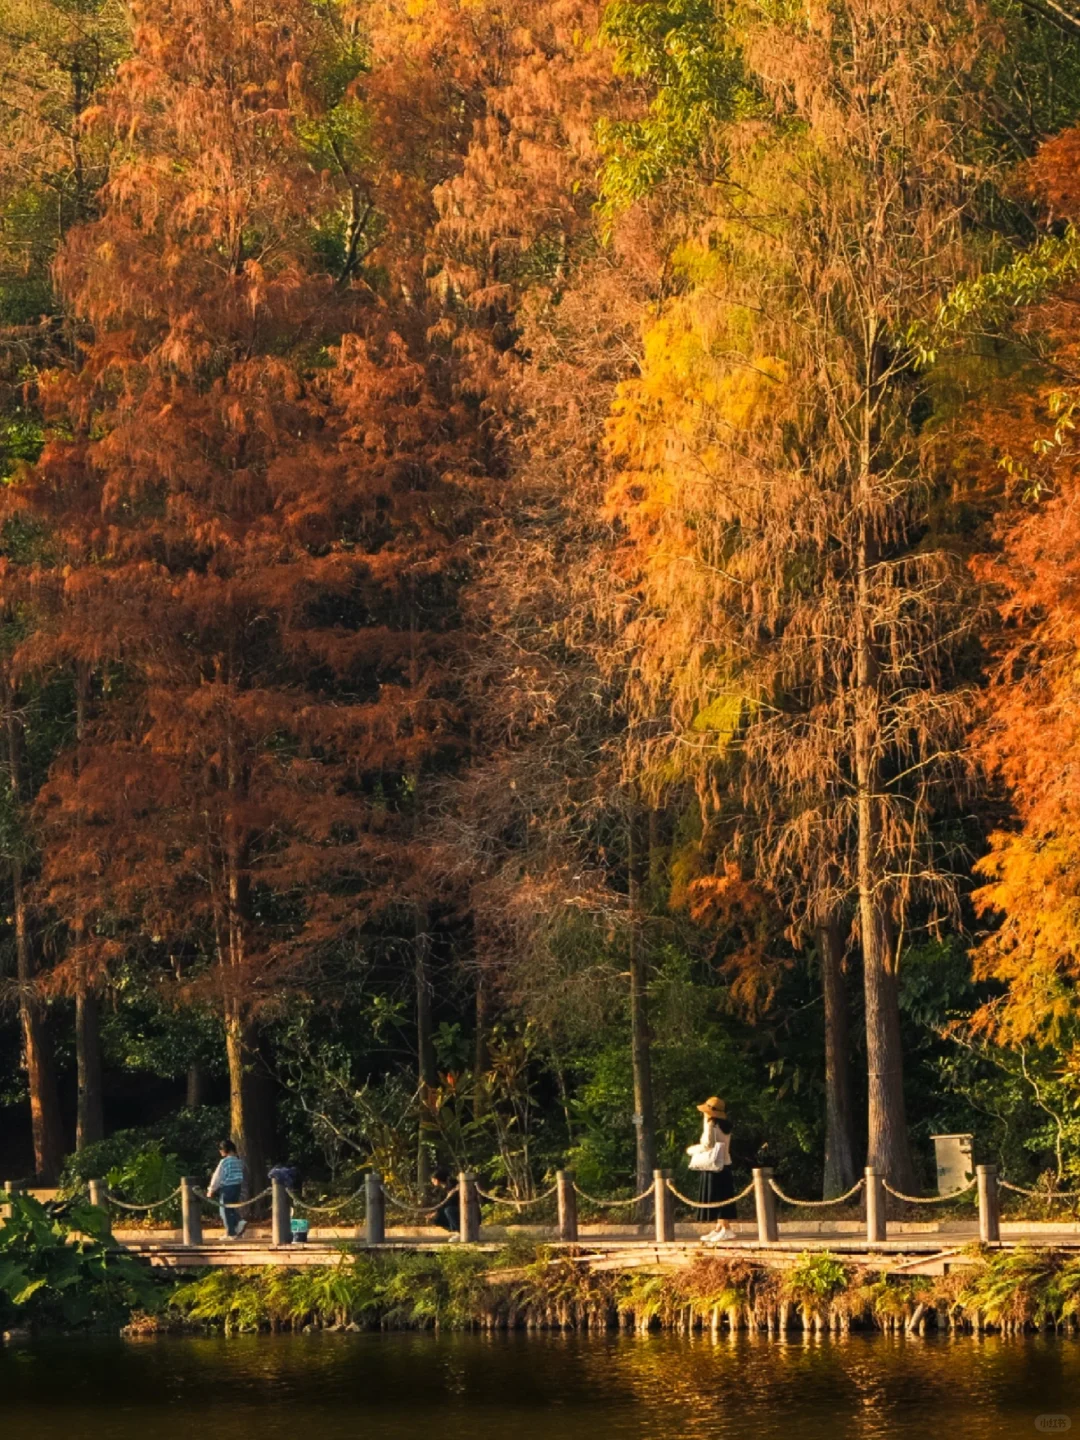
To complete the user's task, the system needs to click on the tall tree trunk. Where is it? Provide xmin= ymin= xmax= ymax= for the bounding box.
xmin=628 ymin=806 xmax=657 ymax=1212
xmin=75 ymin=989 xmax=104 ymax=1150
xmin=13 ymin=854 xmax=65 ymax=1183
xmin=5 ymin=691 xmax=65 ymax=1181
xmin=818 ymin=918 xmax=857 ymax=1197
xmin=224 ymin=1001 xmax=273 ymax=1194
xmin=186 ymin=1063 xmax=207 ymax=1109
xmin=415 ymin=917 xmax=436 ymax=1188
xmin=473 ymin=967 xmax=488 ymax=1120
xmin=855 ymin=379 xmax=916 ymax=1194
xmin=74 ymin=663 xmax=104 ymax=1151
xmin=220 ymin=810 xmax=273 ymax=1192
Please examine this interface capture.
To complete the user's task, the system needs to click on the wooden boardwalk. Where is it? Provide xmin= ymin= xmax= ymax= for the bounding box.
xmin=114 ymin=1222 xmax=1080 ymax=1279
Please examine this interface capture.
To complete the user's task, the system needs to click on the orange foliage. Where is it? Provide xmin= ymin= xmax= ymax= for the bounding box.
xmin=3 ymin=0 xmax=480 ymax=1013
xmin=969 ymin=126 xmax=1080 ymax=1049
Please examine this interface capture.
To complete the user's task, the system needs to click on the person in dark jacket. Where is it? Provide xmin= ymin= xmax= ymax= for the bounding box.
xmin=431 ymin=1166 xmax=461 ymax=1242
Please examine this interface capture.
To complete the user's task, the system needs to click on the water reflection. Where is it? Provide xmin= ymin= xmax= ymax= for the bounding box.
xmin=2 ymin=1330 xmax=1078 ymax=1440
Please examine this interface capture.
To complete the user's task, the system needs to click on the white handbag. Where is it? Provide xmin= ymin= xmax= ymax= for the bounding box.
xmin=687 ymin=1141 xmax=726 ymax=1171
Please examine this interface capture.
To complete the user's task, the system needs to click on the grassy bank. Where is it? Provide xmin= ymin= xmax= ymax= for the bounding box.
xmin=157 ymin=1246 xmax=1080 ymax=1339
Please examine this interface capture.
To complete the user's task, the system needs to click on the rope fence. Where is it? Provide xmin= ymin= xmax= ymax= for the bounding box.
xmin=287 ymin=1184 xmax=367 ymax=1217
xmin=106 ymin=1187 xmax=183 ymax=1213
xmin=572 ymin=1184 xmax=655 ymax=1209
xmin=1000 ymin=1180 xmax=1080 ymax=1200
xmin=54 ymin=1157 xmax=1049 ymax=1253
xmin=882 ymin=1178 xmax=976 ymax=1204
xmin=474 ymin=1183 xmax=559 ymax=1208
xmin=666 ymin=1177 xmax=756 ymax=1209
xmin=192 ymin=1186 xmax=273 ymax=1211
xmin=769 ymin=1177 xmax=865 ymax=1208
xmin=382 ymin=1190 xmax=447 ymax=1219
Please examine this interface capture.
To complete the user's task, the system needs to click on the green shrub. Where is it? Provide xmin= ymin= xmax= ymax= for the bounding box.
xmin=170 ymin=1248 xmax=495 ymax=1334
xmin=59 ymin=1107 xmax=227 ymax=1212
xmin=784 ymin=1251 xmax=850 ymax=1307
xmin=0 ymin=1194 xmax=166 ymax=1330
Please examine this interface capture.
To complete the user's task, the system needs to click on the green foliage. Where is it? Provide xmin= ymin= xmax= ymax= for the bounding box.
xmin=784 ymin=1251 xmax=850 ymax=1306
xmin=170 ymin=1248 xmax=495 ymax=1333
xmin=916 ymin=226 xmax=1080 ymax=365
xmin=958 ymin=1247 xmax=1074 ymax=1328
xmin=0 ymin=1193 xmax=164 ymax=1330
xmin=598 ymin=0 xmax=752 ymax=211
xmin=566 ymin=945 xmax=827 ymax=1196
xmin=60 ymin=1109 xmax=227 ymax=1198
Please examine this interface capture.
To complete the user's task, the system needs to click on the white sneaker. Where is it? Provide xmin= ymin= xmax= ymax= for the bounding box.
xmin=445 ymin=1233 xmax=462 ymax=1243
xmin=703 ymin=1225 xmax=735 ymax=1245
xmin=235 ymin=1219 xmax=247 ymax=1238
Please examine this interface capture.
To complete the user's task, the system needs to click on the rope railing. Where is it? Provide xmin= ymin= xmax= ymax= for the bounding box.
xmin=1000 ymin=1180 xmax=1080 ymax=1199
xmin=63 ymin=1160 xmax=1032 ymax=1254
xmin=666 ymin=1177 xmax=756 ymax=1209
xmin=572 ymin=1183 xmax=655 ymax=1209
xmin=881 ymin=1178 xmax=976 ymax=1204
xmin=474 ymin=1182 xmax=559 ymax=1208
xmin=382 ymin=1190 xmax=447 ymax=1219
xmin=192 ymin=1186 xmax=273 ymax=1211
xmin=106 ymin=1187 xmax=183 ymax=1213
xmin=769 ymin=1177 xmax=865 ymax=1208
xmin=286 ymin=1184 xmax=367 ymax=1217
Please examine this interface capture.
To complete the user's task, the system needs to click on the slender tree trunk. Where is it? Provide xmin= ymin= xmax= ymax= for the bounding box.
xmin=628 ymin=806 xmax=657 ymax=1213
xmin=416 ymin=917 xmax=436 ymax=1188
xmin=854 ymin=374 xmax=916 ymax=1194
xmin=818 ymin=918 xmax=856 ymax=1197
xmin=474 ymin=967 xmax=488 ymax=1120
xmin=12 ymin=853 xmax=65 ymax=1183
xmin=75 ymin=989 xmax=104 ymax=1150
xmin=5 ymin=692 xmax=65 ymax=1181
xmin=221 ymin=823 xmax=273 ymax=1192
xmin=74 ymin=663 xmax=104 ymax=1151
xmin=186 ymin=1063 xmax=207 ymax=1109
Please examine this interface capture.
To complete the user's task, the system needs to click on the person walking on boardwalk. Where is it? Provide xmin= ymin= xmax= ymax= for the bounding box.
xmin=687 ymin=1097 xmax=736 ymax=1243
xmin=208 ymin=1139 xmax=247 ymax=1239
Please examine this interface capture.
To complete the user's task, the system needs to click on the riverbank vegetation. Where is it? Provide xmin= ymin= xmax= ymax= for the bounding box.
xmin=5 ymin=1186 xmax=1080 ymax=1340
xmin=158 ymin=1247 xmax=1080 ymax=1338
xmin=4 ymin=0 xmax=1080 ymax=1213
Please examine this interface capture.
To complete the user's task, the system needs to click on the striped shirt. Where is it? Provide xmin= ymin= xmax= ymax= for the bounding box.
xmin=208 ymin=1155 xmax=245 ymax=1195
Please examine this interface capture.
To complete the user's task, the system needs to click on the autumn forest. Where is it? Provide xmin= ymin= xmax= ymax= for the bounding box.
xmin=2 ymin=0 xmax=1080 ymax=1209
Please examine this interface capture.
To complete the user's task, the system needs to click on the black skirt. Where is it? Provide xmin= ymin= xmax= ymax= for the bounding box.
xmin=697 ymin=1166 xmax=736 ymax=1223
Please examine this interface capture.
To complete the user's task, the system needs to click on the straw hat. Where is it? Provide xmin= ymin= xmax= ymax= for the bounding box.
xmin=697 ymin=1096 xmax=727 ymax=1119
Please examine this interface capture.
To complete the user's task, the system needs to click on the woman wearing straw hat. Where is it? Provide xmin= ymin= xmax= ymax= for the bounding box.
xmin=686 ymin=1096 xmax=736 ymax=1243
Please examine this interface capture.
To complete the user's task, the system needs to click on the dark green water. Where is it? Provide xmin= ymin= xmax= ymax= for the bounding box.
xmin=2 ymin=1332 xmax=1078 ymax=1440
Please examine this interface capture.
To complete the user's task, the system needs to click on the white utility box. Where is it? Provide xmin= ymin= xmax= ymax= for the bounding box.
xmin=931 ymin=1133 xmax=974 ymax=1195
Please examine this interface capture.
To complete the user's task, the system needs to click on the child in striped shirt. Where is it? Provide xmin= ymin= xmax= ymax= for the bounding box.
xmin=208 ymin=1140 xmax=247 ymax=1239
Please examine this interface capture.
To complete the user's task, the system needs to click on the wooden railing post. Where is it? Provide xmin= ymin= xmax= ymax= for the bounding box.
xmin=653 ymin=1169 xmax=674 ymax=1243
xmin=2 ymin=1179 xmax=22 ymax=1221
xmin=365 ymin=1172 xmax=385 ymax=1245
xmin=459 ymin=1172 xmax=480 ymax=1243
xmin=272 ymin=1177 xmax=291 ymax=1246
xmin=865 ymin=1166 xmax=886 ymax=1243
xmin=181 ymin=1177 xmax=202 ymax=1247
xmin=977 ymin=1164 xmax=1000 ymax=1245
xmin=753 ymin=1167 xmax=778 ymax=1243
xmin=557 ymin=1169 xmax=578 ymax=1242
xmin=89 ymin=1178 xmax=112 ymax=1240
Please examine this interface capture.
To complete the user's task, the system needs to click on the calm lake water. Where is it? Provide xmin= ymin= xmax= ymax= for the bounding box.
xmin=2 ymin=1331 xmax=1078 ymax=1440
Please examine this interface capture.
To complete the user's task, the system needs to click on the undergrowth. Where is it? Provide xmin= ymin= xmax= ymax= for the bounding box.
xmin=160 ymin=1244 xmax=1080 ymax=1337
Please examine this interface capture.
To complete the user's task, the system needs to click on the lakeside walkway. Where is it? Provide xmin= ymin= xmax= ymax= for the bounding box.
xmin=114 ymin=1220 xmax=1080 ymax=1278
